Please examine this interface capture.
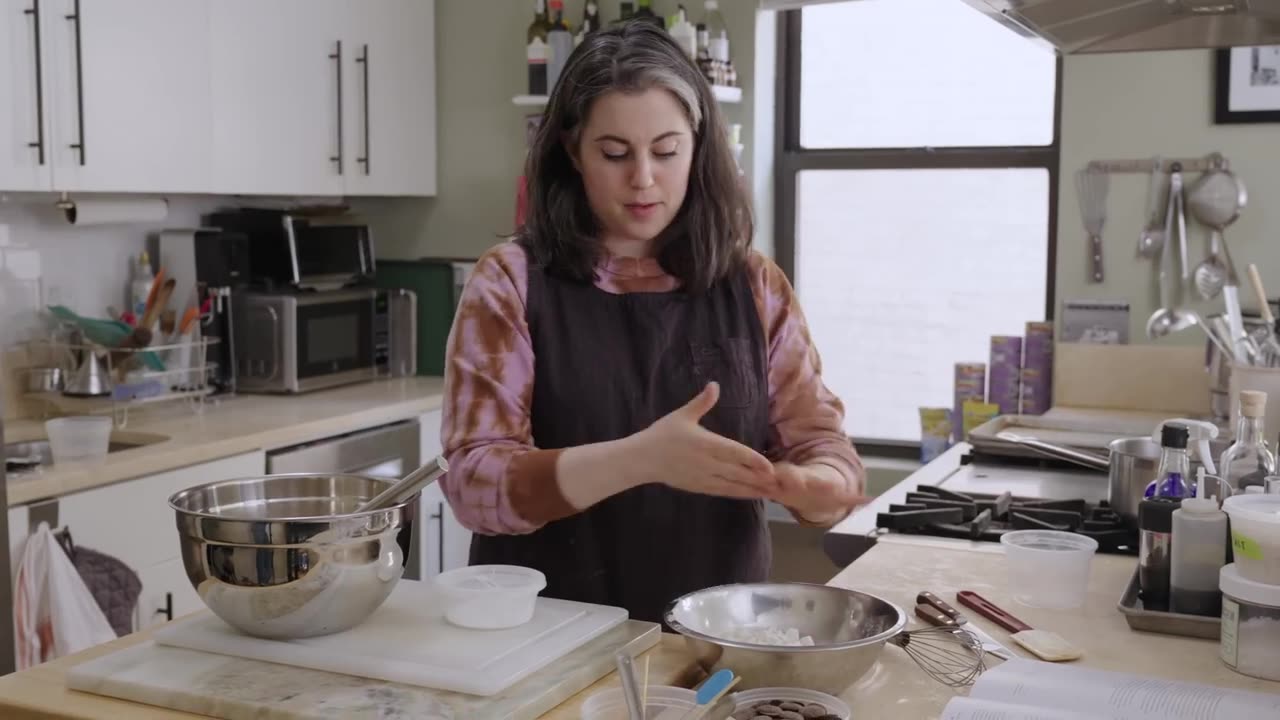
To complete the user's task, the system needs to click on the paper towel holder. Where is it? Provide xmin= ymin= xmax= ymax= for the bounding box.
xmin=54 ymin=192 xmax=74 ymax=211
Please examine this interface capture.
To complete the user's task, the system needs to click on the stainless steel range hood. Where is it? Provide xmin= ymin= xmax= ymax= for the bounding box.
xmin=959 ymin=0 xmax=1280 ymax=54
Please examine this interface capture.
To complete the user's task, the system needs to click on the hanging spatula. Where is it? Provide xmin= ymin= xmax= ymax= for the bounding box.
xmin=1075 ymin=166 xmax=1110 ymax=283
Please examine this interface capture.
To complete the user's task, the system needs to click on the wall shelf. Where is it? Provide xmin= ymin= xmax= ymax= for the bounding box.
xmin=512 ymin=84 xmax=742 ymax=107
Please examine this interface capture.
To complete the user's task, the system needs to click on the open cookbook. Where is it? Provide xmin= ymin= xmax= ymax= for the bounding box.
xmin=942 ymin=659 xmax=1280 ymax=720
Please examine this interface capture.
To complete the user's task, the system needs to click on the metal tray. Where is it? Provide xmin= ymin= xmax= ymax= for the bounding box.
xmin=1116 ymin=565 xmax=1221 ymax=640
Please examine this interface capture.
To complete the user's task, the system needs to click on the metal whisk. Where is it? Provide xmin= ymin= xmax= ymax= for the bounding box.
xmin=889 ymin=625 xmax=987 ymax=687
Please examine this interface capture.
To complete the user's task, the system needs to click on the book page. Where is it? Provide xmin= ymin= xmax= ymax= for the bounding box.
xmin=941 ymin=696 xmax=1094 ymax=720
xmin=968 ymin=659 xmax=1280 ymax=720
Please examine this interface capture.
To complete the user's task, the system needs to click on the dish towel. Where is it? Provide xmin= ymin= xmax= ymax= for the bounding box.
xmin=13 ymin=523 xmax=117 ymax=670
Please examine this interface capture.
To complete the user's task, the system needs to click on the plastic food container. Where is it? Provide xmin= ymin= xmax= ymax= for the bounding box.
xmin=1000 ymin=530 xmax=1098 ymax=609
xmin=434 ymin=564 xmax=546 ymax=629
xmin=1222 ymin=494 xmax=1280 ymax=584
xmin=580 ymin=686 xmax=695 ymax=720
xmin=1219 ymin=563 xmax=1280 ymax=682
xmin=44 ymin=416 xmax=112 ymax=463
xmin=731 ymin=687 xmax=851 ymax=719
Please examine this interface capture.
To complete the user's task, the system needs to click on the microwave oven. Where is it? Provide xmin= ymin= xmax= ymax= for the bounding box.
xmin=206 ymin=208 xmax=375 ymax=291
xmin=232 ymin=287 xmax=416 ymax=393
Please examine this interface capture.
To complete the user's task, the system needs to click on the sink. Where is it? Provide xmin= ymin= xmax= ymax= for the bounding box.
xmin=4 ymin=430 xmax=168 ymax=475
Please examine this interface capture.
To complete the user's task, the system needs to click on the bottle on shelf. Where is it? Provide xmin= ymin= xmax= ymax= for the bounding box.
xmin=635 ymin=0 xmax=664 ymax=28
xmin=703 ymin=0 xmax=733 ymax=85
xmin=526 ymin=0 xmax=551 ymax=96
xmin=1170 ymin=469 xmax=1229 ymax=617
xmin=1145 ymin=422 xmax=1192 ymax=499
xmin=1220 ymin=390 xmax=1276 ymax=496
xmin=546 ymin=0 xmax=574 ymax=93
xmin=575 ymin=1 xmax=601 ymax=46
xmin=670 ymin=5 xmax=697 ymax=60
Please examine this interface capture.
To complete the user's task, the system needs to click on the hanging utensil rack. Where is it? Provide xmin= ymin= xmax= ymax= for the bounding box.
xmin=1087 ymin=152 xmax=1227 ymax=175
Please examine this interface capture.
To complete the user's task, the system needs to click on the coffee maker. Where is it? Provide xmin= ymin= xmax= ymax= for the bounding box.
xmin=156 ymin=228 xmax=251 ymax=394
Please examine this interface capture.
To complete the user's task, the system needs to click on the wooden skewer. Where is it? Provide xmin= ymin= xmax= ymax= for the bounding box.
xmin=641 ymin=655 xmax=650 ymax=711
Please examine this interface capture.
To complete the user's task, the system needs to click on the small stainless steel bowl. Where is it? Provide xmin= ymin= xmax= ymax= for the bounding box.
xmin=665 ymin=582 xmax=907 ymax=694
xmin=168 ymin=473 xmax=417 ymax=640
xmin=26 ymin=366 xmax=62 ymax=393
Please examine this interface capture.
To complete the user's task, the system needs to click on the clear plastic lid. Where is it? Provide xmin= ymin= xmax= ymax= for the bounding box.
xmin=435 ymin=564 xmax=546 ymax=594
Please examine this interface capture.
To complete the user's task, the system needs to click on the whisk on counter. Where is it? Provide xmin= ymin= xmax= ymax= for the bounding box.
xmin=890 ymin=625 xmax=988 ymax=687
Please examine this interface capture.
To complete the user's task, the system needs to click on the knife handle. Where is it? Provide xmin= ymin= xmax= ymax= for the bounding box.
xmin=914 ymin=603 xmax=956 ymax=627
xmin=957 ymin=591 xmax=1032 ymax=633
xmin=917 ymin=591 xmax=967 ymax=624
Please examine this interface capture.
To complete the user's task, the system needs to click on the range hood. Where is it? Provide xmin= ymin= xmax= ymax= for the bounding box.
xmin=958 ymin=0 xmax=1280 ymax=54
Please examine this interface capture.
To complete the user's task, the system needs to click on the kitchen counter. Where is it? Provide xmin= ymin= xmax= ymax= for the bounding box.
xmin=0 ymin=619 xmax=699 ymax=720
xmin=4 ymin=376 xmax=445 ymax=506
xmin=824 ymin=536 xmax=1280 ymax=717
xmin=2 ymin=538 xmax=1276 ymax=719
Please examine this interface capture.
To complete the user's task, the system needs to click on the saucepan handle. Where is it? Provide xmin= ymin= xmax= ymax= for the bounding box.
xmin=994 ymin=432 xmax=1110 ymax=472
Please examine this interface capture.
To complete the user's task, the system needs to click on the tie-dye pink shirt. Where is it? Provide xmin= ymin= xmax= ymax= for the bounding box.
xmin=439 ymin=240 xmax=864 ymax=533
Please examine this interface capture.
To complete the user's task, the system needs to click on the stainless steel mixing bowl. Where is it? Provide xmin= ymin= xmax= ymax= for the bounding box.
xmin=168 ymin=472 xmax=417 ymax=639
xmin=665 ymin=582 xmax=907 ymax=694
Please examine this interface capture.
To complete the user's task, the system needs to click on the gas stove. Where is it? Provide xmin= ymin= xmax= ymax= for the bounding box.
xmin=824 ymin=445 xmax=1139 ymax=567
xmin=874 ymin=483 xmax=1137 ymax=555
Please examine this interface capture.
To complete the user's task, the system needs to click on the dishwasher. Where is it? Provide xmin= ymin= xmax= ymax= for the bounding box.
xmin=266 ymin=419 xmax=424 ymax=581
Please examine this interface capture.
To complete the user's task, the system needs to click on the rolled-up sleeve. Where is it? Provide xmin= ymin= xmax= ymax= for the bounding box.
xmin=438 ymin=242 xmax=575 ymax=535
xmin=747 ymin=252 xmax=866 ymax=522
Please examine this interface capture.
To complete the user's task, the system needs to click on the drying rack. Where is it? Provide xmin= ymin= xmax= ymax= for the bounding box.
xmin=23 ymin=330 xmax=220 ymax=428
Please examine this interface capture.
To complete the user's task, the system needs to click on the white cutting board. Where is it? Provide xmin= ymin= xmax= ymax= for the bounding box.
xmin=151 ymin=578 xmax=627 ymax=697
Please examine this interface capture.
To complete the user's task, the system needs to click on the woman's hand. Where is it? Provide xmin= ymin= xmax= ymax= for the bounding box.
xmin=625 ymin=382 xmax=779 ymax=499
xmin=770 ymin=461 xmax=869 ymax=525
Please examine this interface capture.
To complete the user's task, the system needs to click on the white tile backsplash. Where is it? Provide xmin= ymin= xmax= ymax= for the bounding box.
xmin=0 ymin=195 xmax=227 ymax=349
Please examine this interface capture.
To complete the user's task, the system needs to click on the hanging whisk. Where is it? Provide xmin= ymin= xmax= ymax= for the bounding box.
xmin=889 ymin=625 xmax=988 ymax=687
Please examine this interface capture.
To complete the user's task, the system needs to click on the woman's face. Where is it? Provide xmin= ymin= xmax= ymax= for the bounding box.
xmin=572 ymin=88 xmax=695 ymax=249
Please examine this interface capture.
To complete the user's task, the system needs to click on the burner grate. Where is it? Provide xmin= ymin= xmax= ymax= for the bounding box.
xmin=876 ymin=485 xmax=1137 ymax=554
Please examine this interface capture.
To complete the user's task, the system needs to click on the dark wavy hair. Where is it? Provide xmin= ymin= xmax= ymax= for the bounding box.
xmin=517 ymin=21 xmax=752 ymax=293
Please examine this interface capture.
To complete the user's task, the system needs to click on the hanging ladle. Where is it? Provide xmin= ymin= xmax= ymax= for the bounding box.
xmin=1146 ymin=163 xmax=1197 ymax=339
xmin=357 ymin=456 xmax=449 ymax=513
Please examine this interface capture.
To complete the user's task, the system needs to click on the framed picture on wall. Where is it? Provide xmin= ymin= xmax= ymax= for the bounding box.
xmin=1215 ymin=46 xmax=1280 ymax=124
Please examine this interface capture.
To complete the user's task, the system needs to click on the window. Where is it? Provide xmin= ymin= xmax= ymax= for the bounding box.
xmin=775 ymin=0 xmax=1061 ymax=448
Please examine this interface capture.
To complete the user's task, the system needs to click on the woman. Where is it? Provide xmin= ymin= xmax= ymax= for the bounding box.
xmin=438 ymin=21 xmax=865 ymax=624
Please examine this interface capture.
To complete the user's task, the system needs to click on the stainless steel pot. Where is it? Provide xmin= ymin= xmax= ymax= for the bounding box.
xmin=996 ymin=432 xmax=1223 ymax=529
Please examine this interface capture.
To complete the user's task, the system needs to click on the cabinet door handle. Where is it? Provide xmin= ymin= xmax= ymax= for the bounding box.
xmin=156 ymin=592 xmax=173 ymax=622
xmin=64 ymin=0 xmax=85 ymax=165
xmin=328 ymin=40 xmax=343 ymax=174
xmin=355 ymin=43 xmax=370 ymax=175
xmin=430 ymin=502 xmax=444 ymax=574
xmin=23 ymin=0 xmax=45 ymax=165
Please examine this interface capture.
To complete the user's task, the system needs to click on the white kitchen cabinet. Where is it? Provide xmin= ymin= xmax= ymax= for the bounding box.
xmin=2 ymin=0 xmax=435 ymax=196
xmin=208 ymin=0 xmax=346 ymax=197
xmin=8 ymin=504 xmax=28 ymax=573
xmin=418 ymin=409 xmax=470 ymax=578
xmin=0 ymin=0 xmax=53 ymax=191
xmin=36 ymin=0 xmax=212 ymax=193
xmin=208 ymin=0 xmax=435 ymax=198
xmin=340 ymin=0 xmax=436 ymax=197
xmin=48 ymin=450 xmax=264 ymax=631
xmin=134 ymin=557 xmax=201 ymax=631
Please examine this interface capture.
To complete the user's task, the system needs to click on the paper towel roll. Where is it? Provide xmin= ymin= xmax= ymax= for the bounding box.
xmin=63 ymin=197 xmax=169 ymax=226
